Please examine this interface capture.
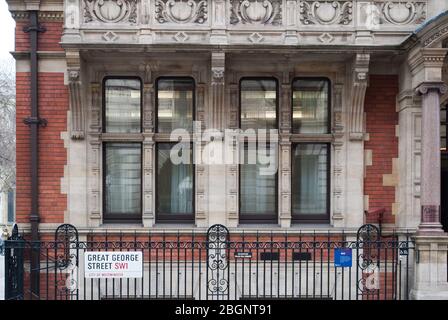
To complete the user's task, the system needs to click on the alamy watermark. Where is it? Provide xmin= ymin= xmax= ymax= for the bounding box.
xmin=169 ymin=121 xmax=278 ymax=176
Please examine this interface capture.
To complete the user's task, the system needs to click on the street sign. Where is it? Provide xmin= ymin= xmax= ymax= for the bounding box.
xmin=334 ymin=248 xmax=352 ymax=267
xmin=85 ymin=251 xmax=143 ymax=278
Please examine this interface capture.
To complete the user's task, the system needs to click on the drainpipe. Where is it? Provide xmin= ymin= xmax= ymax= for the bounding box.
xmin=22 ymin=10 xmax=46 ymax=298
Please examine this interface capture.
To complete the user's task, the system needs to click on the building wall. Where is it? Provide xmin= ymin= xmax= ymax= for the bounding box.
xmin=8 ymin=6 xmax=418 ymax=233
xmin=364 ymin=75 xmax=399 ymax=224
xmin=15 ymin=18 xmax=68 ymax=225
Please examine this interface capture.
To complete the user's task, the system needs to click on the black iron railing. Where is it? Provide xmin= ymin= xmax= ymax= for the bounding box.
xmin=4 ymin=224 xmax=415 ymax=300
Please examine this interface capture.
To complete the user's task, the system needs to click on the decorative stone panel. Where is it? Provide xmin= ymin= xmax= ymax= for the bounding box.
xmin=300 ymin=1 xmax=353 ymax=25
xmin=230 ymin=0 xmax=282 ymax=25
xmin=83 ymin=0 xmax=139 ymax=24
xmin=155 ymin=0 xmax=208 ymax=24
xmin=374 ymin=1 xmax=426 ymax=25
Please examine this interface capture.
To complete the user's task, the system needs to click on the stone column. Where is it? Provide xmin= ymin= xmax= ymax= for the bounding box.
xmin=416 ymin=82 xmax=447 ymax=234
xmin=407 ymin=48 xmax=448 ymax=300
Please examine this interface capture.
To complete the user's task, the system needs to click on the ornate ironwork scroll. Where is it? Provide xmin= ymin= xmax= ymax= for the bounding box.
xmin=5 ymin=225 xmax=25 ymax=300
xmin=356 ymin=224 xmax=380 ymax=299
xmin=206 ymin=224 xmax=229 ymax=300
xmin=54 ymin=224 xmax=79 ymax=300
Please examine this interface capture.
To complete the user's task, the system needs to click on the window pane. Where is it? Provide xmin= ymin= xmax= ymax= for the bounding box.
xmin=292 ymin=79 xmax=329 ymax=134
xmin=104 ymin=143 xmax=141 ymax=219
xmin=292 ymin=144 xmax=328 ymax=218
xmin=7 ymin=189 xmax=14 ymax=223
xmin=240 ymin=79 xmax=277 ymax=130
xmin=157 ymin=78 xmax=194 ymax=133
xmin=240 ymin=143 xmax=277 ymax=219
xmin=157 ymin=143 xmax=194 ymax=217
xmin=105 ymin=79 xmax=141 ymax=133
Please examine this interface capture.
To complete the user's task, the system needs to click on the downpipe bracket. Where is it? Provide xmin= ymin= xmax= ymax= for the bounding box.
xmin=22 ymin=25 xmax=46 ymax=33
xmin=23 ymin=117 xmax=48 ymax=127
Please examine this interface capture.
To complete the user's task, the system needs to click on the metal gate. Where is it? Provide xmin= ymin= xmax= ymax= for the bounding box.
xmin=3 ymin=223 xmax=415 ymax=300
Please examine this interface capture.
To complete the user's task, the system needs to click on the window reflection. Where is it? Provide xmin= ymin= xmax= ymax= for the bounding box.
xmin=105 ymin=79 xmax=141 ymax=133
xmin=157 ymin=78 xmax=194 ymax=133
xmin=240 ymin=79 xmax=277 ymax=130
xmin=292 ymin=79 xmax=329 ymax=134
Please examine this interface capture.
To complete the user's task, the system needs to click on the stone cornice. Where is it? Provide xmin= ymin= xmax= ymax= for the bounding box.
xmin=408 ymin=47 xmax=448 ymax=74
xmin=10 ymin=10 xmax=64 ymax=22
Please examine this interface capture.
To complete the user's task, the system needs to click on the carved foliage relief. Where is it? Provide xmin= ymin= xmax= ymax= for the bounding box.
xmin=375 ymin=1 xmax=426 ymax=25
xmin=83 ymin=0 xmax=138 ymax=23
xmin=300 ymin=1 xmax=353 ymax=25
xmin=230 ymin=0 xmax=282 ymax=25
xmin=155 ymin=0 xmax=208 ymax=24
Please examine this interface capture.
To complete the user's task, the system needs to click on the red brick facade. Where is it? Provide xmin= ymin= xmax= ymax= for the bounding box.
xmin=15 ymin=20 xmax=64 ymax=52
xmin=364 ymin=75 xmax=399 ymax=224
xmin=15 ymin=19 xmax=67 ymax=224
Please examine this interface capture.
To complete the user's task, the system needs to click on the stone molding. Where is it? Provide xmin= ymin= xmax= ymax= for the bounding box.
xmin=11 ymin=10 xmax=64 ymax=21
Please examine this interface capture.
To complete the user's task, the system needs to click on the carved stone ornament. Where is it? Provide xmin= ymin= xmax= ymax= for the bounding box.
xmin=300 ymin=1 xmax=353 ymax=25
xmin=230 ymin=0 xmax=282 ymax=25
xmin=375 ymin=1 xmax=426 ymax=25
xmin=68 ymin=70 xmax=85 ymax=140
xmin=349 ymin=53 xmax=370 ymax=140
xmin=83 ymin=0 xmax=138 ymax=23
xmin=155 ymin=0 xmax=208 ymax=24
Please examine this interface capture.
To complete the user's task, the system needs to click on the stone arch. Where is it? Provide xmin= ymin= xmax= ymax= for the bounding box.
xmin=412 ymin=11 xmax=448 ymax=48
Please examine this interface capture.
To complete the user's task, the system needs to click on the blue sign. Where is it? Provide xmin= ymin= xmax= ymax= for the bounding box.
xmin=334 ymin=248 xmax=352 ymax=267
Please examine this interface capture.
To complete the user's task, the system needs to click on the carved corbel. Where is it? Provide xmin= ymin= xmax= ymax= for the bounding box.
xmin=67 ymin=50 xmax=85 ymax=140
xmin=349 ymin=53 xmax=370 ymax=141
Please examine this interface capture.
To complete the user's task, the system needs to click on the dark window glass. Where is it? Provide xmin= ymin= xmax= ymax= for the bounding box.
xmin=292 ymin=144 xmax=329 ymax=220
xmin=157 ymin=78 xmax=194 ymax=133
xmin=292 ymin=79 xmax=329 ymax=134
xmin=7 ymin=189 xmax=14 ymax=223
xmin=240 ymin=79 xmax=277 ymax=130
xmin=104 ymin=79 xmax=141 ymax=133
xmin=104 ymin=143 xmax=141 ymax=220
xmin=240 ymin=142 xmax=277 ymax=222
xmin=157 ymin=143 xmax=194 ymax=221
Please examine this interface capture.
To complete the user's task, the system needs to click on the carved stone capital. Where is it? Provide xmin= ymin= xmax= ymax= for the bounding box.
xmin=416 ymin=81 xmax=448 ymax=96
xmin=349 ymin=53 xmax=370 ymax=141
